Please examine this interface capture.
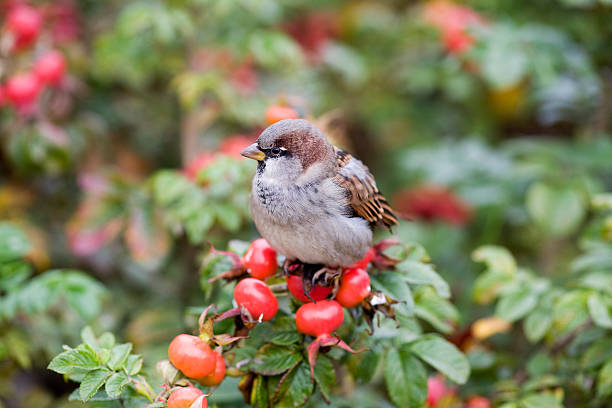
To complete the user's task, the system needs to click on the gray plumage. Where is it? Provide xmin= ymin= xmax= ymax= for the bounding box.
xmin=242 ymin=119 xmax=397 ymax=267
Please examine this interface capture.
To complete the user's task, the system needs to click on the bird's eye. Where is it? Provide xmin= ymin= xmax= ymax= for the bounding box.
xmin=271 ymin=147 xmax=282 ymax=156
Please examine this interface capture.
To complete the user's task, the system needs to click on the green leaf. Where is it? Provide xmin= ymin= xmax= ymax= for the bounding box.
xmin=472 ymin=270 xmax=513 ymax=304
xmin=523 ymin=307 xmax=553 ymax=343
xmin=4 ymin=329 xmax=31 ymax=368
xmin=313 ymin=355 xmax=335 ymax=402
xmin=526 ymin=182 xmax=586 ymax=237
xmin=582 ymin=338 xmax=612 ymax=369
xmin=277 ymin=362 xmax=313 ymax=407
xmin=251 ymin=375 xmax=269 ymax=408
xmin=214 ymin=204 xmax=242 ymax=231
xmin=371 ymin=272 xmax=414 ymax=315
xmin=98 ymin=332 xmax=116 ymax=349
xmin=269 ymin=330 xmax=300 ymax=347
xmin=496 ymin=289 xmax=538 ymax=322
xmin=79 ymin=369 xmax=112 ymax=401
xmin=552 ymin=290 xmax=590 ymax=337
xmin=0 ymin=222 xmax=32 ymax=262
xmin=592 ymin=194 xmax=612 ymax=211
xmin=588 ymin=293 xmax=612 ymax=329
xmin=81 ymin=327 xmax=98 ymax=349
xmin=125 ymin=354 xmax=143 ymax=376
xmin=0 ymin=261 xmax=31 ymax=291
xmin=107 ymin=343 xmax=133 ymax=371
xmin=520 ymin=393 xmax=562 ymax=408
xmin=249 ymin=30 xmax=303 ymax=69
xmin=410 ymin=334 xmax=470 ymax=384
xmin=48 ymin=344 xmax=101 ymax=374
xmin=251 ymin=345 xmax=302 ymax=376
xmin=350 ymin=350 xmax=381 ymax=384
xmin=472 ymin=246 xmax=517 ymax=275
xmin=384 ymin=346 xmax=427 ymax=408
xmin=105 ymin=371 xmax=130 ymax=398
xmin=597 ymin=358 xmax=612 ymax=397
xmin=398 ymin=260 xmax=450 ymax=298
xmin=414 ymin=287 xmax=459 ymax=334
xmin=269 ymin=316 xmax=301 ymax=346
xmin=526 ymin=353 xmax=554 ymax=377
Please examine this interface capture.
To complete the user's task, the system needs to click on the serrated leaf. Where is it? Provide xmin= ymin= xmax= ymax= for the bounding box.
xmin=276 ymin=362 xmax=313 ymax=408
xmin=268 ymin=317 xmax=301 ymax=346
xmin=410 ymin=334 xmax=470 ymax=384
xmin=79 ymin=369 xmax=111 ymax=401
xmin=398 ymin=260 xmax=450 ymax=298
xmin=48 ymin=344 xmax=101 ymax=374
xmin=108 ymin=343 xmax=133 ymax=370
xmin=251 ymin=345 xmax=302 ymax=376
xmin=125 ymin=354 xmax=143 ymax=376
xmin=270 ymin=331 xmax=301 ymax=346
xmin=313 ymin=355 xmax=335 ymax=402
xmin=98 ymin=332 xmax=116 ymax=349
xmin=81 ymin=327 xmax=98 ymax=349
xmin=68 ymin=389 xmax=115 ymax=402
xmin=588 ymin=293 xmax=612 ymax=329
xmin=384 ymin=346 xmax=427 ymax=408
xmin=496 ymin=289 xmax=538 ymax=322
xmin=105 ymin=371 xmax=130 ymax=398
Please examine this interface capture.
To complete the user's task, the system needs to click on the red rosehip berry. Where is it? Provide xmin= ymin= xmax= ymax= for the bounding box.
xmin=168 ymin=334 xmax=216 ymax=379
xmin=426 ymin=376 xmax=448 ymax=407
xmin=351 ymin=247 xmax=376 ymax=269
xmin=286 ymin=274 xmax=332 ymax=303
xmin=242 ymin=238 xmax=278 ymax=280
xmin=167 ymin=386 xmax=207 ymax=408
xmin=0 ymin=85 xmax=6 ymax=107
xmin=265 ymin=105 xmax=299 ymax=125
xmin=335 ymin=267 xmax=371 ymax=308
xmin=233 ymin=278 xmax=278 ymax=321
xmin=34 ymin=50 xmax=67 ymax=85
xmin=5 ymin=72 xmax=40 ymax=108
xmin=183 ymin=153 xmax=215 ymax=181
xmin=198 ymin=351 xmax=226 ymax=386
xmin=296 ymin=300 xmax=344 ymax=338
xmin=5 ymin=4 xmax=42 ymax=50
xmin=467 ymin=396 xmax=491 ymax=408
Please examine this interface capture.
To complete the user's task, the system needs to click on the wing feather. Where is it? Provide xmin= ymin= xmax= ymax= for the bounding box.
xmin=333 ymin=146 xmax=399 ymax=230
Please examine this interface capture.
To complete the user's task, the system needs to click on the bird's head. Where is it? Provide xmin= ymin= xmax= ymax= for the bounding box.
xmin=241 ymin=119 xmax=335 ymax=183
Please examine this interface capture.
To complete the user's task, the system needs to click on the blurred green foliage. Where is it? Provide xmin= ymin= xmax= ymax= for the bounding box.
xmin=1 ymin=0 xmax=612 ymax=407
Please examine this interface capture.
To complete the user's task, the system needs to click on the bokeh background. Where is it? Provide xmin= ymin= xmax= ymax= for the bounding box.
xmin=1 ymin=0 xmax=612 ymax=407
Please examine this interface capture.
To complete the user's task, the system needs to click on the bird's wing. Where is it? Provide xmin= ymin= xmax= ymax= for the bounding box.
xmin=333 ymin=146 xmax=398 ymax=229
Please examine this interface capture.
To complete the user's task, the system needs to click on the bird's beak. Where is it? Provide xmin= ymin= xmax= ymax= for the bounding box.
xmin=240 ymin=143 xmax=265 ymax=161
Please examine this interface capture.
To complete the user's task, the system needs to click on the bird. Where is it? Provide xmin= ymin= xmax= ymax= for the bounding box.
xmin=240 ymin=119 xmax=398 ymax=268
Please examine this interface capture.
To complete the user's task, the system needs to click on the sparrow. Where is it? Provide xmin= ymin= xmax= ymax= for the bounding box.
xmin=240 ymin=119 xmax=398 ymax=268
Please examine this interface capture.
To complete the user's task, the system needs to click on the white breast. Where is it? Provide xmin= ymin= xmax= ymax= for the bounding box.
xmin=249 ymin=176 xmax=372 ymax=266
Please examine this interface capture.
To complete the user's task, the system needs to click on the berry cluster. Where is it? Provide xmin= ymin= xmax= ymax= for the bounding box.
xmin=1 ymin=3 xmax=68 ymax=113
xmin=164 ymin=237 xmax=386 ymax=405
